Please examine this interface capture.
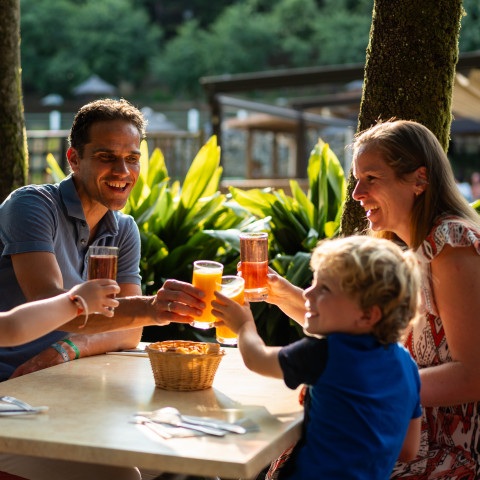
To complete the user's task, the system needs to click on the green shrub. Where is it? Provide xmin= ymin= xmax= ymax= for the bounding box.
xmin=123 ymin=137 xmax=248 ymax=293
xmin=213 ymin=139 xmax=346 ymax=344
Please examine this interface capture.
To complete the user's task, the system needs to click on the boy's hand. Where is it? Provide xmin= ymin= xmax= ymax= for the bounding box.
xmin=70 ymin=279 xmax=120 ymax=317
xmin=211 ymin=291 xmax=254 ymax=334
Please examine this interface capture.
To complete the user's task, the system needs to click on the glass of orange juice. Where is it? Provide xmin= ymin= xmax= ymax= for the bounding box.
xmin=191 ymin=260 xmax=224 ymax=329
xmin=215 ymin=276 xmax=245 ymax=346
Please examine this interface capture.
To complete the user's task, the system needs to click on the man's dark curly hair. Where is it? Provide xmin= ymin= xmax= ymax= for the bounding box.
xmin=68 ymin=98 xmax=147 ymax=157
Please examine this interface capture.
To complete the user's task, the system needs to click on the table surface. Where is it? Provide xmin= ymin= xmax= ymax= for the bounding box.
xmin=0 ymin=347 xmax=303 ymax=479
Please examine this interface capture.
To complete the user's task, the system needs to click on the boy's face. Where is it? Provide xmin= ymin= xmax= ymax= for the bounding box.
xmin=303 ymin=271 xmax=364 ymax=336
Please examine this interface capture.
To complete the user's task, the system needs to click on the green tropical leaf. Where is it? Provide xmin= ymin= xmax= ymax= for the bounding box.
xmin=146 ymin=147 xmax=168 ymax=189
xmin=472 ymin=199 xmax=480 ymax=214
xmin=46 ymin=153 xmax=67 ymax=183
xmin=325 ymin=220 xmax=340 ymax=238
xmin=187 ymin=193 xmax=225 ymax=226
xmin=285 ymin=252 xmax=313 ymax=287
xmin=290 ymin=179 xmax=314 ymax=224
xmin=203 ymin=228 xmax=242 ymax=252
xmin=229 ymin=187 xmax=277 ymax=218
xmin=180 ymin=136 xmax=221 ymax=209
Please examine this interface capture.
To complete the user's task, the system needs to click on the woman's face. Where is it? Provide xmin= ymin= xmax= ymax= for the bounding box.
xmin=352 ymin=149 xmax=420 ymax=245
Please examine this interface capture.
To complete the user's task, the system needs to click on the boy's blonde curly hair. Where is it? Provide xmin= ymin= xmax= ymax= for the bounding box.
xmin=311 ymin=236 xmax=421 ymax=345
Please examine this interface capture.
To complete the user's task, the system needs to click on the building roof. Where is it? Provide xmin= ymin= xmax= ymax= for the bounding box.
xmin=72 ymin=75 xmax=117 ymax=96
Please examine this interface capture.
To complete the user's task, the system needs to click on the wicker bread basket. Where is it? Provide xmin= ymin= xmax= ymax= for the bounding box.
xmin=146 ymin=340 xmax=226 ymax=391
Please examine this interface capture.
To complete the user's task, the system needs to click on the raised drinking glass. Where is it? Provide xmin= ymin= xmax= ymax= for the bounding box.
xmin=87 ymin=246 xmax=118 ymax=280
xmin=238 ymin=232 xmax=268 ymax=301
xmin=87 ymin=245 xmax=119 ymax=312
xmin=191 ymin=260 xmax=224 ymax=329
xmin=215 ymin=275 xmax=244 ymax=346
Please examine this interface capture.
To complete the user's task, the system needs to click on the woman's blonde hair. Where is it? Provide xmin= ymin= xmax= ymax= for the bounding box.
xmin=353 ymin=120 xmax=480 ymax=248
xmin=311 ymin=236 xmax=420 ymax=345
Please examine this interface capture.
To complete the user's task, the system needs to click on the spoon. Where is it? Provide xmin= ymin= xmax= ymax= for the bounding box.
xmin=0 ymin=395 xmax=37 ymax=411
xmin=0 ymin=395 xmax=48 ymax=414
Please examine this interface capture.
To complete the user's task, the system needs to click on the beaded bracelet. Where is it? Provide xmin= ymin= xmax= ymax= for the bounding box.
xmin=62 ymin=338 xmax=80 ymax=360
xmin=68 ymin=294 xmax=89 ymax=328
xmin=50 ymin=342 xmax=70 ymax=363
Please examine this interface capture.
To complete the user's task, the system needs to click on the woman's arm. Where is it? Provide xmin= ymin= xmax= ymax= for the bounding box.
xmin=265 ymin=269 xmax=307 ymax=326
xmin=398 ymin=417 xmax=421 ymax=462
xmin=420 ymin=244 xmax=480 ymax=406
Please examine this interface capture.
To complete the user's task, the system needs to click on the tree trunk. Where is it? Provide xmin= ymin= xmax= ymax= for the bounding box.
xmin=340 ymin=0 xmax=463 ymax=236
xmin=0 ymin=0 xmax=28 ymax=203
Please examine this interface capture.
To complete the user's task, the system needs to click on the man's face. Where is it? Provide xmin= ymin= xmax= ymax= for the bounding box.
xmin=68 ymin=120 xmax=141 ymax=215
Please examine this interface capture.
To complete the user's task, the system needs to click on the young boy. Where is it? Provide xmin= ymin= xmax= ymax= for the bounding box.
xmin=0 ymin=279 xmax=119 ymax=347
xmin=212 ymin=236 xmax=422 ymax=480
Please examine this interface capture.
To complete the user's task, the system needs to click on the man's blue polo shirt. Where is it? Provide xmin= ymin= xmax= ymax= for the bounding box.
xmin=0 ymin=175 xmax=141 ymax=380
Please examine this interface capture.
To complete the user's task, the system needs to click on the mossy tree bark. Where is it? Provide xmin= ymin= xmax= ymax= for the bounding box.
xmin=340 ymin=0 xmax=463 ymax=236
xmin=0 ymin=0 xmax=28 ymax=203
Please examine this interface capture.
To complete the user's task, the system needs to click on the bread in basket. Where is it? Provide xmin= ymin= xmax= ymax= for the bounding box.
xmin=146 ymin=340 xmax=225 ymax=391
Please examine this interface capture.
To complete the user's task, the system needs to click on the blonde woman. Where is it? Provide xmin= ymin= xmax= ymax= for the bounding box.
xmin=262 ymin=120 xmax=480 ymax=479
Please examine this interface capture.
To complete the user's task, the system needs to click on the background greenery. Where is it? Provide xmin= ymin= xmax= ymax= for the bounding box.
xmin=21 ymin=0 xmax=480 ymax=100
xmin=47 ymin=136 xmax=346 ymax=345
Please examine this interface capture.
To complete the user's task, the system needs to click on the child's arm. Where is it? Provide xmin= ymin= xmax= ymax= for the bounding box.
xmin=212 ymin=292 xmax=283 ymax=378
xmin=0 ymin=280 xmax=119 ymax=347
xmin=397 ymin=416 xmax=421 ymax=462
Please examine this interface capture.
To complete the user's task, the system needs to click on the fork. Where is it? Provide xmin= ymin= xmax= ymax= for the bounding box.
xmin=0 ymin=395 xmax=37 ymax=411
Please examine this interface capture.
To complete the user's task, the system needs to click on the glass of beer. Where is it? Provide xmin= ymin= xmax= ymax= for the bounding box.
xmin=191 ymin=260 xmax=224 ymax=329
xmin=238 ymin=232 xmax=268 ymax=301
xmin=87 ymin=246 xmax=118 ymax=280
xmin=87 ymin=246 xmax=118 ymax=312
xmin=215 ymin=276 xmax=244 ymax=346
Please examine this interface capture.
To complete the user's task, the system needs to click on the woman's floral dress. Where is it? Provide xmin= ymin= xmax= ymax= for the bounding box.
xmin=391 ymin=216 xmax=480 ymax=480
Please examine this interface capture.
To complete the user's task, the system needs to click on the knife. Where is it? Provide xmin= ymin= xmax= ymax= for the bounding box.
xmin=180 ymin=415 xmax=247 ymax=434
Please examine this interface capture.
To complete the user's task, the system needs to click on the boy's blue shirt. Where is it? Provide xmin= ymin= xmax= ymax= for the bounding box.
xmin=278 ymin=333 xmax=422 ymax=480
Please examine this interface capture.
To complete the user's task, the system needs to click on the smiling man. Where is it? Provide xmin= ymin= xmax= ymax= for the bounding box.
xmin=0 ymin=99 xmax=205 ymax=384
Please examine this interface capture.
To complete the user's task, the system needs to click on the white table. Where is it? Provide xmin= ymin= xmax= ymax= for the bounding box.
xmin=0 ymin=348 xmax=303 ymax=479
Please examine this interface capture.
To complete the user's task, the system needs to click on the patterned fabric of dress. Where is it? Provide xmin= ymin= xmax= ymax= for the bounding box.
xmin=391 ymin=215 xmax=480 ymax=480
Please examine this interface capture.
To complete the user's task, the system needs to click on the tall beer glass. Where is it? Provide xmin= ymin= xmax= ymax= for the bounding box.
xmin=87 ymin=246 xmax=118 ymax=312
xmin=239 ymin=232 xmax=268 ymax=301
xmin=87 ymin=246 xmax=118 ymax=280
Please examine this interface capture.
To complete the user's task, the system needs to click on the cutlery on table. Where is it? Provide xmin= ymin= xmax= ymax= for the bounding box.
xmin=180 ymin=413 xmax=247 ymax=434
xmin=136 ymin=407 xmax=227 ymax=437
xmin=138 ymin=407 xmax=249 ymax=434
xmin=0 ymin=395 xmax=48 ymax=415
xmin=134 ymin=415 xmax=173 ymax=439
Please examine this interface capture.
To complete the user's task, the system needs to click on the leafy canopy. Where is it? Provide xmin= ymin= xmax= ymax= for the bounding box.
xmin=21 ymin=0 xmax=162 ymax=95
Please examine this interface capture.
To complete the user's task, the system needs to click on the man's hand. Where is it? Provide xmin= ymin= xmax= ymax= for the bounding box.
xmin=152 ymin=279 xmax=206 ymax=325
xmin=9 ymin=346 xmax=64 ymax=378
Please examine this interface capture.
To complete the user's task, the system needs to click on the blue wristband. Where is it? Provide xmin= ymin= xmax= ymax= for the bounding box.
xmin=51 ymin=342 xmax=70 ymax=363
